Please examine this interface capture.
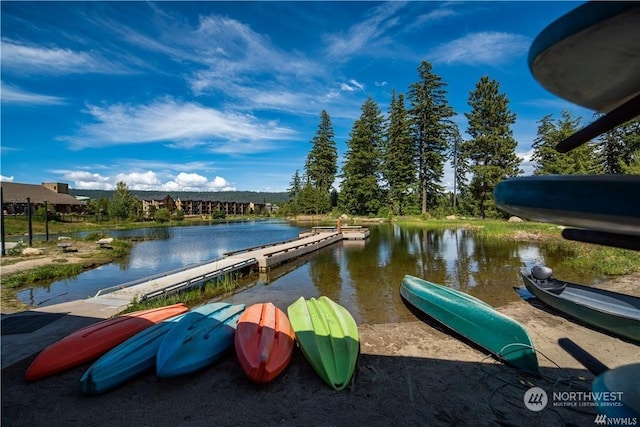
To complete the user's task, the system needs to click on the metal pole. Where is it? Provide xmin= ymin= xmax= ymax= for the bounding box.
xmin=45 ymin=200 xmax=49 ymax=241
xmin=1 ymin=187 xmax=6 ymax=256
xmin=27 ymin=197 xmax=33 ymax=247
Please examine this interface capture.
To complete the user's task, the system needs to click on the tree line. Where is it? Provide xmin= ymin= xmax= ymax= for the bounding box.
xmin=282 ymin=60 xmax=639 ymax=218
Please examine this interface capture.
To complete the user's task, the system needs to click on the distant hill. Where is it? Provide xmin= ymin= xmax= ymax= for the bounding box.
xmin=70 ymin=189 xmax=291 ymax=205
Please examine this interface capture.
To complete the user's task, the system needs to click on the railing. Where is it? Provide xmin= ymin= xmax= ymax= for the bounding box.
xmin=137 ymin=257 xmax=257 ymax=301
xmin=223 ymin=235 xmax=309 ymax=256
xmin=262 ymin=233 xmax=339 ymax=258
xmin=93 ymin=257 xmax=251 ymax=297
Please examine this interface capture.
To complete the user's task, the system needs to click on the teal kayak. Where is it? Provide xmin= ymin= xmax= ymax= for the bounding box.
xmin=400 ymin=275 xmax=540 ymax=376
xmin=80 ymin=312 xmax=187 ymax=395
xmin=156 ymin=302 xmax=245 ymax=378
xmin=287 ymin=296 xmax=359 ymax=390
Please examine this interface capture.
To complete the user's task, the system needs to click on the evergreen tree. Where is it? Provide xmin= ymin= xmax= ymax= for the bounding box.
xmin=531 ymin=111 xmax=602 ymax=175
xmin=384 ymin=91 xmax=417 ymax=215
xmin=288 ymin=170 xmax=302 ymax=200
xmin=599 ymin=118 xmax=640 ymax=174
xmin=339 ymin=97 xmax=385 ymax=215
xmin=108 ymin=181 xmax=139 ymax=220
xmin=449 ymin=125 xmax=466 ymax=211
xmin=305 ymin=110 xmax=338 ymax=195
xmin=408 ymin=61 xmax=455 ymax=214
xmin=463 ymin=76 xmax=521 ymax=218
xmin=297 ymin=182 xmax=330 ymax=214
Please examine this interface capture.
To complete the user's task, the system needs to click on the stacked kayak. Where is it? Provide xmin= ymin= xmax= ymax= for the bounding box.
xmin=25 ymin=295 xmax=362 ymax=393
xmin=156 ymin=302 xmax=245 ymax=378
xmin=80 ymin=312 xmax=187 ymax=395
xmin=234 ymin=302 xmax=295 ymax=384
xmin=400 ymin=275 xmax=540 ymax=376
xmin=287 ymin=296 xmax=360 ymax=390
xmin=25 ymin=303 xmax=189 ymax=382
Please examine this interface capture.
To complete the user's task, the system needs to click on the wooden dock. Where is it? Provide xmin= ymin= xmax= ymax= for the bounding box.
xmin=90 ymin=227 xmax=368 ymax=305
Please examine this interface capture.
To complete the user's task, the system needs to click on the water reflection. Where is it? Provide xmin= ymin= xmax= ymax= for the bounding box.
xmin=19 ymin=221 xmax=610 ymax=325
xmin=227 ymin=223 xmax=576 ymax=325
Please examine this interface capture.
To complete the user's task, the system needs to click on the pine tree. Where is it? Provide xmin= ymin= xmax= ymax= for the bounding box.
xmin=408 ymin=61 xmax=455 ymax=214
xmin=531 ymin=111 xmax=602 ymax=175
xmin=463 ymin=76 xmax=521 ymax=218
xmin=599 ymin=118 xmax=640 ymax=174
xmin=449 ymin=125 xmax=466 ymax=211
xmin=384 ymin=91 xmax=416 ymax=215
xmin=305 ymin=110 xmax=338 ymax=195
xmin=288 ymin=170 xmax=302 ymax=200
xmin=339 ymin=97 xmax=385 ymax=215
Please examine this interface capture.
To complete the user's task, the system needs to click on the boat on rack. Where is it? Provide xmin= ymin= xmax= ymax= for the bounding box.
xmin=400 ymin=275 xmax=540 ymax=376
xmin=24 ymin=303 xmax=189 ymax=382
xmin=234 ymin=302 xmax=295 ymax=384
xmin=287 ymin=296 xmax=359 ymax=390
xmin=522 ymin=266 xmax=640 ymax=343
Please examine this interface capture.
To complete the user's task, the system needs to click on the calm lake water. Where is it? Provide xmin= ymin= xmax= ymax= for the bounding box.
xmin=17 ymin=219 xmax=610 ymax=324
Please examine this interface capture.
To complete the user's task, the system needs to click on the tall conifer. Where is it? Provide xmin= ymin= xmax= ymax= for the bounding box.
xmin=305 ymin=110 xmax=338 ymax=194
xmin=463 ymin=76 xmax=521 ymax=218
xmin=384 ymin=91 xmax=416 ymax=215
xmin=408 ymin=61 xmax=455 ymax=214
xmin=339 ymin=97 xmax=385 ymax=215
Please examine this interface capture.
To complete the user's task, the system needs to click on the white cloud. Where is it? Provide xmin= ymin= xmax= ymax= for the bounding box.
xmin=375 ymin=81 xmax=388 ymax=87
xmin=63 ymin=171 xmax=114 ymax=190
xmin=114 ymin=171 xmax=162 ymax=190
xmin=161 ymin=173 xmax=236 ymax=192
xmin=429 ymin=32 xmax=530 ymax=66
xmin=60 ymin=168 xmax=236 ymax=192
xmin=184 ymin=15 xmax=320 ymax=96
xmin=59 ymin=98 xmax=297 ymax=151
xmin=323 ymin=2 xmax=407 ymax=59
xmin=0 ymin=82 xmax=66 ymax=105
xmin=0 ymin=39 xmax=123 ymax=75
xmin=0 ymin=175 xmax=15 ymax=182
xmin=340 ymin=79 xmax=365 ymax=92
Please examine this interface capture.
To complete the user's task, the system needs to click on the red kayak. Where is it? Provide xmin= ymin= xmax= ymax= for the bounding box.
xmin=25 ymin=303 xmax=189 ymax=382
xmin=234 ymin=302 xmax=295 ymax=384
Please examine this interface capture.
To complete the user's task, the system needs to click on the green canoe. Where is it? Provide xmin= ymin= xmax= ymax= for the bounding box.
xmin=287 ymin=296 xmax=359 ymax=390
xmin=400 ymin=275 xmax=540 ymax=376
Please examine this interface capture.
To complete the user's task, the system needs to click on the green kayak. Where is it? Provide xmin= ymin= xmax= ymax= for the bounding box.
xmin=400 ymin=275 xmax=540 ymax=376
xmin=287 ymin=296 xmax=359 ymax=390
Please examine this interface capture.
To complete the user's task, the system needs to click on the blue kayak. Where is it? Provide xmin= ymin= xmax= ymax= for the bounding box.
xmin=79 ymin=312 xmax=187 ymax=395
xmin=156 ymin=302 xmax=245 ymax=378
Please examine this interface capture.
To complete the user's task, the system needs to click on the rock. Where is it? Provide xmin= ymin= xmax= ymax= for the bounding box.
xmin=508 ymin=216 xmax=524 ymax=223
xmin=22 ymin=247 xmax=43 ymax=256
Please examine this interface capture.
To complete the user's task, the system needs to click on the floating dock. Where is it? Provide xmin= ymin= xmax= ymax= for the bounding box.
xmin=90 ymin=227 xmax=368 ymax=305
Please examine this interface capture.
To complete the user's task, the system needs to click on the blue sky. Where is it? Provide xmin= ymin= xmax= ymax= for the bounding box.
xmin=1 ymin=1 xmax=590 ymax=193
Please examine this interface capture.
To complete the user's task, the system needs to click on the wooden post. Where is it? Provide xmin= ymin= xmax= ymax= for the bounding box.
xmin=27 ymin=197 xmax=33 ymax=247
xmin=44 ymin=201 xmax=49 ymax=242
xmin=1 ymin=187 xmax=5 ymax=256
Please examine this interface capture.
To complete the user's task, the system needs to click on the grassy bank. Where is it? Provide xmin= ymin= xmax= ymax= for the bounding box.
xmin=121 ymin=273 xmax=246 ymax=314
xmin=395 ymin=217 xmax=640 ymax=276
xmin=1 ymin=215 xmax=266 ymax=238
xmin=0 ymin=237 xmax=132 ymax=312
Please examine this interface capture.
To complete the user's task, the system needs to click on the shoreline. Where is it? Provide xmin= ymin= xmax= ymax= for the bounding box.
xmin=2 ymin=277 xmax=638 ymax=426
